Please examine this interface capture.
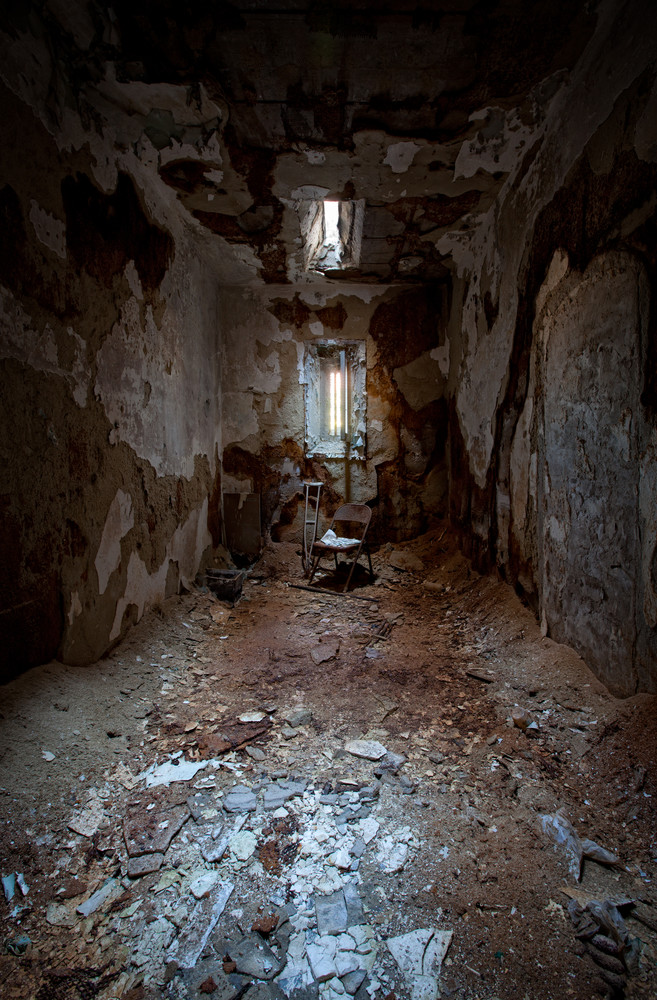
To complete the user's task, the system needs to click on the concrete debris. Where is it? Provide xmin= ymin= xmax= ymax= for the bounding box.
xmin=240 ymin=711 xmax=268 ymax=723
xmin=45 ymin=901 xmax=78 ymax=927
xmin=344 ymin=740 xmax=387 ymax=761
xmin=246 ymin=746 xmax=267 ymax=761
xmin=388 ymin=550 xmax=424 ymax=573
xmin=376 ymin=835 xmax=410 ymax=874
xmin=190 ymin=870 xmax=221 ymax=899
xmin=127 ymin=853 xmax=165 ymax=878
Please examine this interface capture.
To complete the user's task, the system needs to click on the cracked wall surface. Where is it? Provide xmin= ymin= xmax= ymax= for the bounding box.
xmin=1 ymin=0 xmax=656 ymax=694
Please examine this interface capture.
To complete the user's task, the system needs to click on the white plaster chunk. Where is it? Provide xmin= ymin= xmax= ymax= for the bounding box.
xmin=95 ymin=489 xmax=134 ymax=595
xmin=29 ymin=200 xmax=66 ymax=259
xmin=429 ymin=339 xmax=450 ymax=379
xmin=383 ymin=141 xmax=421 ymax=173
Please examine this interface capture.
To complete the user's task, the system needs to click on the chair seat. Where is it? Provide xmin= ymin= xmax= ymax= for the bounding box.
xmin=312 ymin=539 xmax=360 ymax=553
xmin=307 ymin=503 xmax=374 ymax=592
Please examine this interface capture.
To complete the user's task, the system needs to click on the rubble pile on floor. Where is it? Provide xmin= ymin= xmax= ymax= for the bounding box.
xmin=33 ymin=743 xmax=452 ymax=1000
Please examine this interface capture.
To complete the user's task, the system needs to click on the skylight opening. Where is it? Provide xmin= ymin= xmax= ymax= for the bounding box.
xmin=323 ymin=200 xmax=341 ymax=259
xmin=302 ymin=198 xmax=364 ymax=273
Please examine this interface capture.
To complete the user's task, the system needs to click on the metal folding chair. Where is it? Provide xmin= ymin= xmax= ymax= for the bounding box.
xmin=308 ymin=502 xmax=374 ymax=592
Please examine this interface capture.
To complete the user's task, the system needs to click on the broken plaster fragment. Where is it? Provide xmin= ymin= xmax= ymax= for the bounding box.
xmin=230 ymin=830 xmax=258 ymax=861
xmin=141 ymin=757 xmax=209 ymax=788
xmin=345 ymin=740 xmax=387 ymax=761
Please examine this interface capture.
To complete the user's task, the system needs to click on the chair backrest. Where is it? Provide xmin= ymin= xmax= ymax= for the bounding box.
xmin=331 ymin=503 xmax=372 ymax=535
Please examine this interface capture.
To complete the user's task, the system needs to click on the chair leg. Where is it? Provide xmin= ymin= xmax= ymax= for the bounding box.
xmin=343 ymin=542 xmax=365 ymax=592
xmin=308 ymin=554 xmax=322 ymax=584
xmin=365 ymin=543 xmax=374 ymax=581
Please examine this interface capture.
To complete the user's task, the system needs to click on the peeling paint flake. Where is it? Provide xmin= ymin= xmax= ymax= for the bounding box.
xmin=383 ymin=141 xmax=421 ymax=173
xmin=29 ymin=200 xmax=66 ymax=259
xmin=95 ymin=489 xmax=134 ymax=595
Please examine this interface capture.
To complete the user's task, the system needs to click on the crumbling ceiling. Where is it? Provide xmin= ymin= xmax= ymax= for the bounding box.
xmin=4 ymin=0 xmax=597 ymax=286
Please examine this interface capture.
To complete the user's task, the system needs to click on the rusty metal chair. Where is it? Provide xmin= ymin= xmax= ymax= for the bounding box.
xmin=308 ymin=502 xmax=374 ymax=592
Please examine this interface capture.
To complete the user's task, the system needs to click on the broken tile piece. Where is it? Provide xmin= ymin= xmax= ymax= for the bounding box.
xmin=127 ymin=853 xmax=164 ymax=878
xmin=123 ymin=804 xmax=190 ymax=857
xmin=68 ymin=792 xmax=106 ymax=838
xmin=386 ymin=928 xmax=452 ymax=979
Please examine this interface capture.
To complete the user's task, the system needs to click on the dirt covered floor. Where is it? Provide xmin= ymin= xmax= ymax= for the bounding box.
xmin=1 ymin=526 xmax=656 ymax=1000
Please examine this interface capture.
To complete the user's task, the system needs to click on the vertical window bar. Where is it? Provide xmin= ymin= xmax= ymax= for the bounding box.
xmin=340 ymin=349 xmax=347 ymax=440
xmin=329 ymin=371 xmax=335 ymax=436
xmin=335 ymin=371 xmax=341 ymax=437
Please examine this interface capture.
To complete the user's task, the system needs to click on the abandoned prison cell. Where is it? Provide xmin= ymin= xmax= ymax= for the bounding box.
xmin=2 ymin=1 xmax=657 ymax=999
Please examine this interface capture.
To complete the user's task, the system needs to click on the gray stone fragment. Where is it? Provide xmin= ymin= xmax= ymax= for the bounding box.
xmin=345 ymin=740 xmax=387 ymax=761
xmin=320 ymin=794 xmax=339 ymax=806
xmin=285 ymin=708 xmax=312 ymax=727
xmin=315 ymin=890 xmax=349 ymax=936
xmin=230 ymin=934 xmax=284 ymax=980
xmin=263 ymin=780 xmax=306 ymax=811
xmin=224 ymin=785 xmax=257 ymax=813
xmin=343 ymin=884 xmax=364 ymax=926
xmin=350 ymin=838 xmax=366 ymax=858
xmin=243 ymin=984 xmax=288 ymax=1000
xmin=180 ymin=959 xmax=239 ymax=1000
xmin=342 ymin=969 xmax=367 ymax=995
xmin=127 ymin=853 xmax=163 ymax=878
xmin=246 ymin=746 xmax=266 ymax=761
xmin=378 ymin=751 xmax=407 ymax=774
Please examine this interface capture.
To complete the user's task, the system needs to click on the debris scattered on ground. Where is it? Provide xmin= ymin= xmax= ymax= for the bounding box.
xmin=0 ymin=529 xmax=655 ymax=1000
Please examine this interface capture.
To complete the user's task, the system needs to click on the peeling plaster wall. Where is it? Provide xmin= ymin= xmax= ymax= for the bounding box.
xmin=220 ymin=283 xmax=452 ymax=544
xmin=442 ymin=1 xmax=657 ymax=693
xmin=0 ymin=78 xmax=223 ymax=676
